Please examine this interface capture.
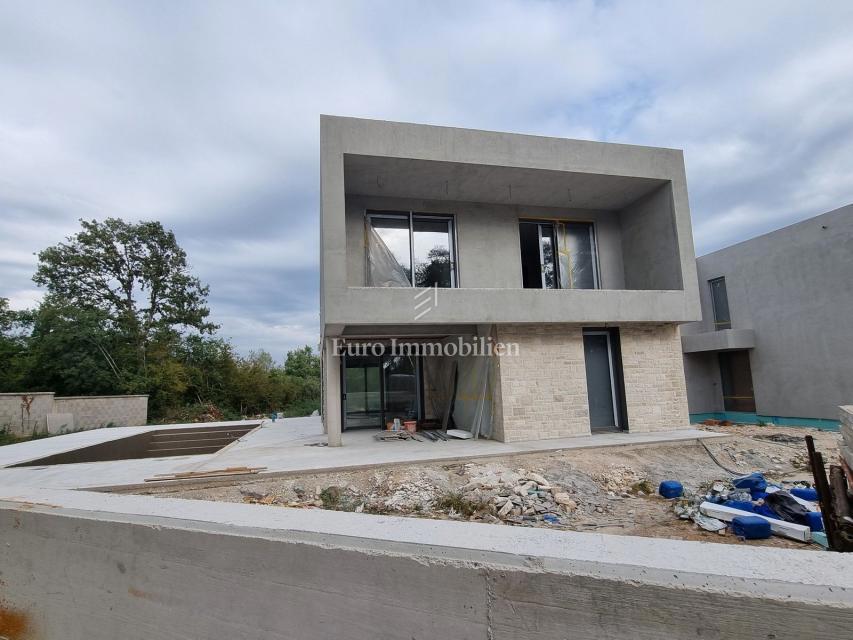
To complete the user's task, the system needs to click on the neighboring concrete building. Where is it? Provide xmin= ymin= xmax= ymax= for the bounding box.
xmin=682 ymin=204 xmax=853 ymax=427
xmin=320 ymin=116 xmax=701 ymax=445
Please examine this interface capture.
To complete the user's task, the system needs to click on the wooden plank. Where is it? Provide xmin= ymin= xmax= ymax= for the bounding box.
xmin=699 ymin=501 xmax=811 ymax=542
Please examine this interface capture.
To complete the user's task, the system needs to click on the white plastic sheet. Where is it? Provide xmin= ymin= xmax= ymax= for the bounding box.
xmin=366 ymin=224 xmax=411 ymax=287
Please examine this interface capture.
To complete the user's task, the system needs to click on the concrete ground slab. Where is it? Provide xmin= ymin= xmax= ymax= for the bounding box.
xmin=0 ymin=416 xmax=725 ymax=490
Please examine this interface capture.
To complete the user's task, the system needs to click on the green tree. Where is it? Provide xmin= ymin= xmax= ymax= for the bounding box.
xmin=0 ymin=297 xmax=30 ymax=391
xmin=283 ymin=345 xmax=320 ymax=379
xmin=34 ymin=218 xmax=216 ymax=370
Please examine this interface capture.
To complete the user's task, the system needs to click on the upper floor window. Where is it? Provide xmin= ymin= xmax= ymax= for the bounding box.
xmin=709 ymin=276 xmax=731 ymax=330
xmin=519 ymin=220 xmax=598 ymax=289
xmin=367 ymin=211 xmax=456 ymax=288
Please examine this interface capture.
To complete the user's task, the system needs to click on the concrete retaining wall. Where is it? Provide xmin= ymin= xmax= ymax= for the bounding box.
xmin=1 ymin=492 xmax=851 ymax=640
xmin=0 ymin=392 xmax=148 ymax=436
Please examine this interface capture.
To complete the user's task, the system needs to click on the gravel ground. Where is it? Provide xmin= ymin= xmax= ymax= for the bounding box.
xmin=128 ymin=423 xmax=841 ymax=550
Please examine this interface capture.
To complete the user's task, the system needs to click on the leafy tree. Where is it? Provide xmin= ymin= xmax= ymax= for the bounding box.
xmin=21 ymin=299 xmax=124 ymax=395
xmin=0 ymin=298 xmax=30 ymax=391
xmin=284 ymin=345 xmax=320 ymax=379
xmin=34 ymin=218 xmax=216 ymax=366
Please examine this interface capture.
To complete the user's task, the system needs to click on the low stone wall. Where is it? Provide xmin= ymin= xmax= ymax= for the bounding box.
xmin=0 ymin=392 xmax=148 ymax=435
xmin=0 ymin=392 xmax=55 ymax=435
xmin=0 ymin=494 xmax=850 ymax=639
xmin=53 ymin=395 xmax=148 ymax=430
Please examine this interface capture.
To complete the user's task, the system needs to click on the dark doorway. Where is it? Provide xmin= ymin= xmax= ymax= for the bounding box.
xmin=343 ymin=353 xmax=421 ymax=430
xmin=583 ymin=329 xmax=626 ymax=431
xmin=718 ymin=350 xmax=756 ymax=412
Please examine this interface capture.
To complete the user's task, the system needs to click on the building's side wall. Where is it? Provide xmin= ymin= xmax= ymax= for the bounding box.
xmin=620 ymin=325 xmax=691 ymax=432
xmin=618 ymin=183 xmax=683 ymax=290
xmin=495 ymin=324 xmax=590 ymax=442
xmin=684 ymin=205 xmax=853 ymax=420
xmin=682 ymin=352 xmax=724 ymax=414
xmin=345 ymin=195 xmax=626 ymax=290
xmin=52 ymin=395 xmax=148 ymax=429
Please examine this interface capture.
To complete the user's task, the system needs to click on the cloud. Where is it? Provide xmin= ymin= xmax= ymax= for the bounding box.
xmin=1 ymin=0 xmax=852 ymax=353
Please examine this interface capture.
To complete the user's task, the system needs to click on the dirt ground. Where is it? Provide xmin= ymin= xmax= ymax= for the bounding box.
xmin=129 ymin=423 xmax=841 ymax=550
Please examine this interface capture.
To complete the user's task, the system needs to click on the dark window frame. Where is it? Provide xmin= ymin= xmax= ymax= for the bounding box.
xmin=518 ymin=219 xmax=600 ymax=290
xmin=709 ymin=276 xmax=731 ymax=330
xmin=366 ymin=210 xmax=458 ymax=288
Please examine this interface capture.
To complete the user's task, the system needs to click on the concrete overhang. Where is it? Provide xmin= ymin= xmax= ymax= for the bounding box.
xmin=344 ymin=154 xmax=668 ymax=210
xmin=681 ymin=328 xmax=756 ymax=353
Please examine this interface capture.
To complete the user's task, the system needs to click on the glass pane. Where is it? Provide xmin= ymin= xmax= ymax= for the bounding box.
xmin=370 ymin=216 xmax=412 ymax=284
xmin=558 ymin=222 xmax=596 ymax=289
xmin=519 ymin=222 xmax=542 ymax=288
xmin=710 ymin=278 xmax=731 ymax=330
xmin=383 ymin=355 xmax=418 ymax=421
xmin=413 ymin=217 xmax=453 ymax=288
xmin=583 ymin=334 xmax=616 ymax=429
xmin=540 ymin=224 xmax=557 ymax=289
xmin=344 ymin=355 xmax=382 ymax=428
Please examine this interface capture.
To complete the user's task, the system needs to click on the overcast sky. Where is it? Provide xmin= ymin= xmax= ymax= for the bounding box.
xmin=1 ymin=1 xmax=852 ymax=358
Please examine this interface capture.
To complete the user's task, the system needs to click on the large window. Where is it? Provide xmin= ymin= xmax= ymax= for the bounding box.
xmin=367 ymin=211 xmax=456 ymax=287
xmin=519 ymin=220 xmax=598 ymax=289
xmin=709 ymin=277 xmax=731 ymax=330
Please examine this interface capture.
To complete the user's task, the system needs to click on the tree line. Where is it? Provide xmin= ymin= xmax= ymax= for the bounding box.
xmin=0 ymin=218 xmax=319 ymax=423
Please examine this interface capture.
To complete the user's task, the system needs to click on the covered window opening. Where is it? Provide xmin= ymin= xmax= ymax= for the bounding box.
xmin=519 ymin=220 xmax=599 ymax=289
xmin=366 ymin=211 xmax=456 ymax=288
xmin=709 ymin=277 xmax=731 ymax=330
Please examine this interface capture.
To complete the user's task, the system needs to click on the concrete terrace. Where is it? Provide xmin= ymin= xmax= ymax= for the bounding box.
xmin=0 ymin=416 xmax=725 ymax=491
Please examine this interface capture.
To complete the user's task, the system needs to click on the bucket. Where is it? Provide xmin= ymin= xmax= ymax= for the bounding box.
xmin=403 ymin=420 xmax=417 ymax=432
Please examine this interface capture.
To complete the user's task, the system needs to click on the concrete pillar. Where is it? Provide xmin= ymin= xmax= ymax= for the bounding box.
xmin=324 ymin=338 xmax=343 ymax=447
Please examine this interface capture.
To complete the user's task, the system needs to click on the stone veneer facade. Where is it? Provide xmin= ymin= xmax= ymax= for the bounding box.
xmin=493 ymin=323 xmax=689 ymax=442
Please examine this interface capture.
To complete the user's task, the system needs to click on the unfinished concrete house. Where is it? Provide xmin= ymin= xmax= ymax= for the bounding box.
xmin=682 ymin=204 xmax=853 ymax=428
xmin=320 ymin=116 xmax=701 ymax=445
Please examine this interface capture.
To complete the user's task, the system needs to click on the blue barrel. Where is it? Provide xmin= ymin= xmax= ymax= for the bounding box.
xmin=723 ymin=500 xmax=754 ymax=512
xmin=791 ymin=487 xmax=819 ymax=502
xmin=658 ymin=480 xmax=683 ymax=499
xmin=731 ymin=515 xmax=772 ymax=540
xmin=806 ymin=511 xmax=824 ymax=532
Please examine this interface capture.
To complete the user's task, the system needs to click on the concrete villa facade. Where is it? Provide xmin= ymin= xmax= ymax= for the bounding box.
xmin=320 ymin=116 xmax=701 ymax=445
xmin=682 ymin=204 xmax=853 ymax=426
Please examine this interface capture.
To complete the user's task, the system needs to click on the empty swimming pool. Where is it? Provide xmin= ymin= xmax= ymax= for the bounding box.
xmin=12 ymin=423 xmax=259 ymax=467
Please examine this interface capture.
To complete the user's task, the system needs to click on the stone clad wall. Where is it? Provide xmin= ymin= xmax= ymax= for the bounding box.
xmin=495 ymin=324 xmax=590 ymax=442
xmin=0 ymin=393 xmax=148 ymax=435
xmin=619 ymin=324 xmax=690 ymax=432
xmin=492 ymin=323 xmax=690 ymax=442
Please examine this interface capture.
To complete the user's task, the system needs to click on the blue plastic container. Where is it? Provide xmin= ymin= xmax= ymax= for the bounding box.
xmin=732 ymin=472 xmax=767 ymax=493
xmin=753 ymin=504 xmax=780 ymax=520
xmin=658 ymin=480 xmax=683 ymax=499
xmin=806 ymin=511 xmax=824 ymax=532
xmin=791 ymin=487 xmax=819 ymax=502
xmin=723 ymin=500 xmax=754 ymax=512
xmin=731 ymin=515 xmax=772 ymax=540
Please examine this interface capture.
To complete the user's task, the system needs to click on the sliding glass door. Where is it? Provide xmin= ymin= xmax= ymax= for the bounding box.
xmin=343 ymin=353 xmax=421 ymax=430
xmin=519 ymin=220 xmax=599 ymax=289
